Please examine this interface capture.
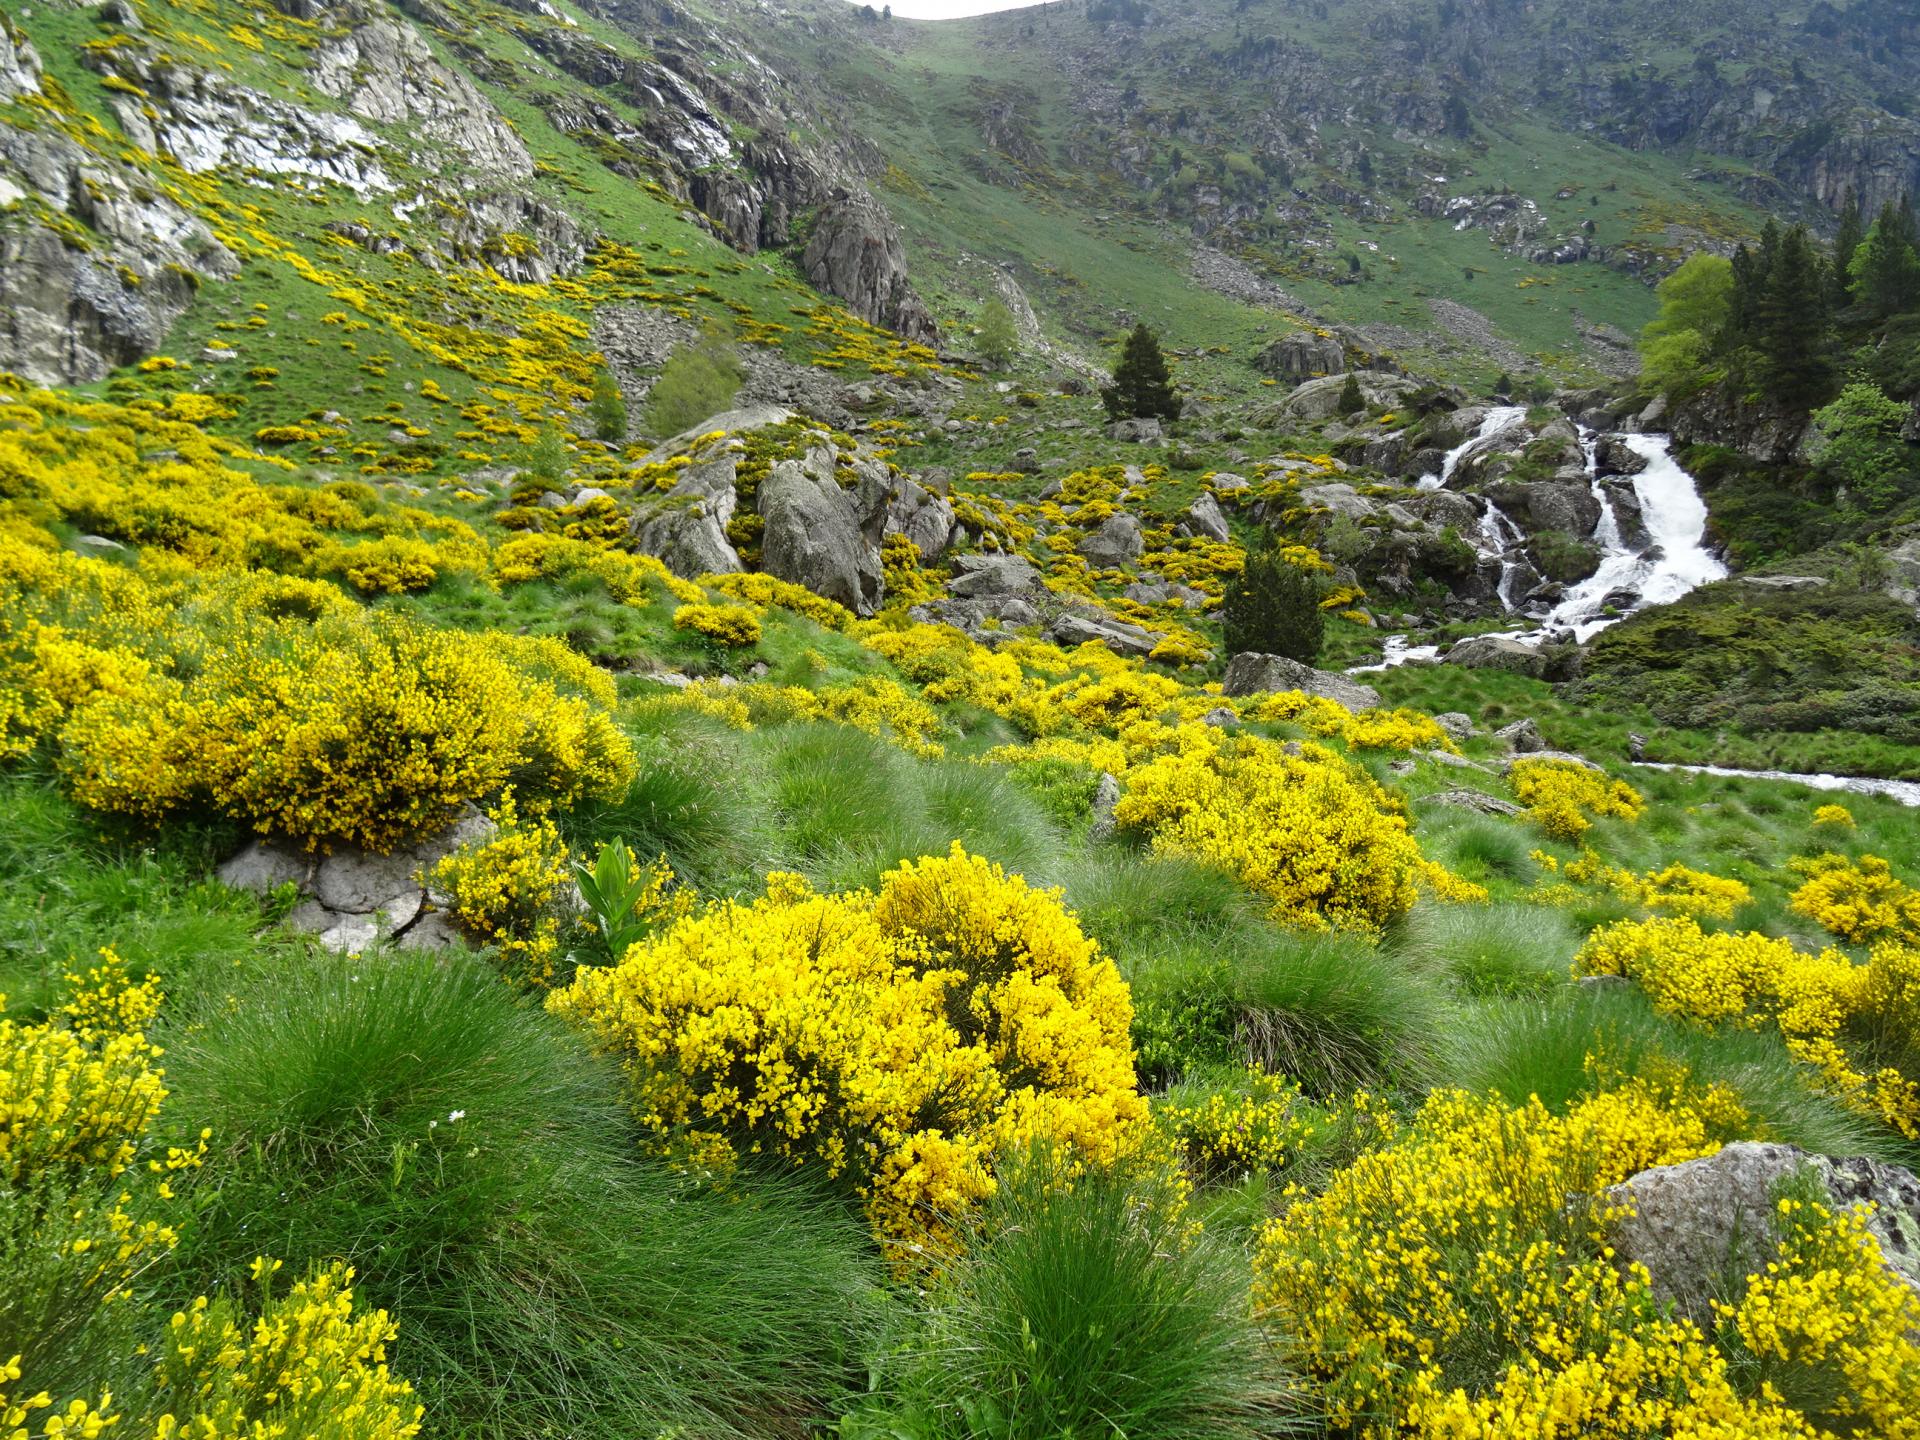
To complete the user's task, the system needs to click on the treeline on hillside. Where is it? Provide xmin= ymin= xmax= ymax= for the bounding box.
xmin=1641 ymin=197 xmax=1920 ymax=549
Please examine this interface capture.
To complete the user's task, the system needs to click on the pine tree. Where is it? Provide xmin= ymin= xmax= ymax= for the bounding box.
xmin=1101 ymin=324 xmax=1182 ymax=422
xmin=1337 ymin=371 xmax=1365 ymax=416
xmin=1754 ymin=224 xmax=1834 ymax=408
xmin=1849 ymin=198 xmax=1920 ymax=322
xmin=1222 ymin=544 xmax=1324 ymax=663
xmin=1830 ymin=190 xmax=1865 ymax=311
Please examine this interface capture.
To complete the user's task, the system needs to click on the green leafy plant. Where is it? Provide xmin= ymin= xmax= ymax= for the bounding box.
xmin=573 ymin=837 xmax=658 ymax=963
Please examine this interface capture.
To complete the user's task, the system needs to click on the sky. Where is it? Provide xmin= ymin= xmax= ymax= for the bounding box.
xmin=844 ymin=0 xmax=1039 ymax=18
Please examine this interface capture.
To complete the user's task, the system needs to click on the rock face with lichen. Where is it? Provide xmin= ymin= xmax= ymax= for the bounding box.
xmin=1606 ymin=1142 xmax=1920 ymax=1321
xmin=801 ymin=193 xmax=939 ymax=347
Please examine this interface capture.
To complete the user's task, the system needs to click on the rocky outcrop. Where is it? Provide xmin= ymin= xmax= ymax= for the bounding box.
xmin=883 ymin=477 xmax=956 ymax=561
xmin=1260 ymin=372 xmax=1422 ymax=428
xmin=1607 ymin=1142 xmax=1920 ymax=1321
xmin=437 ymin=193 xmax=588 ymax=284
xmin=1222 ymin=652 xmax=1380 ymax=713
xmin=0 ymin=17 xmax=40 ymax=103
xmin=0 ymin=121 xmax=236 ymax=385
xmin=631 ymin=447 xmax=745 ymax=578
xmin=758 ymin=441 xmax=885 ymax=616
xmin=308 ymin=16 xmax=533 ymax=177
xmin=1254 ymin=331 xmax=1346 ymax=382
xmin=801 ymin=193 xmax=938 ymax=344
xmin=216 ymin=810 xmax=497 ymax=954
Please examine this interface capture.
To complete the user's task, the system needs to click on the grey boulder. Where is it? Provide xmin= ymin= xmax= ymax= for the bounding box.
xmin=1607 ymin=1142 xmax=1920 ymax=1320
xmin=1078 ymin=512 xmax=1145 ymax=568
xmin=1221 ymin=652 xmax=1379 ymax=714
xmin=758 ymin=442 xmax=885 ymax=616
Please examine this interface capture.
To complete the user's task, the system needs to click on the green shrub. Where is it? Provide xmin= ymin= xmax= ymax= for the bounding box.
xmin=643 ymin=327 xmax=744 ymax=438
xmin=1221 ymin=546 xmax=1325 ymax=663
xmin=587 ymin=365 xmax=628 ymax=443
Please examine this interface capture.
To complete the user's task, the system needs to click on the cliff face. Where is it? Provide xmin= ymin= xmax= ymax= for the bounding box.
xmin=0 ymin=0 xmax=937 ymax=385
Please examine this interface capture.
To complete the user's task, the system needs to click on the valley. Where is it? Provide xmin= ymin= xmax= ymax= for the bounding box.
xmin=2 ymin=0 xmax=1919 ymax=1437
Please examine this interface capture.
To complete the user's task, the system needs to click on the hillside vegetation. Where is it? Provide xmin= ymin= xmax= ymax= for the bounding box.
xmin=4 ymin=0 xmax=1920 ymax=1437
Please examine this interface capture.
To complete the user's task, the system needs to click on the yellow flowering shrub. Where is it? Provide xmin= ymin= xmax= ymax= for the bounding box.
xmin=672 ymin=602 xmax=762 ymax=648
xmin=702 ymin=572 xmax=852 ymax=630
xmin=1 ymin=953 xmax=165 ymax=1187
xmin=492 ymin=532 xmax=704 ymax=605
xmin=1113 ymin=733 xmax=1483 ymax=931
xmin=430 ymin=797 xmax=575 ymax=987
xmin=1547 ymin=852 xmax=1752 ymax=920
xmin=1811 ymin=803 xmax=1856 ymax=830
xmin=1713 ymin=1193 xmax=1920 ymax=1438
xmin=1510 ymin=758 xmax=1644 ymax=840
xmin=56 ymin=602 xmax=633 ymax=852
xmin=858 ymin=623 xmax=1025 ymax=712
xmin=548 ymin=845 xmax=1148 ymax=1258
xmin=1238 ymin=690 xmax=1457 ymax=754
xmin=1575 ymin=916 xmax=1920 ymax=1138
xmin=1254 ymin=1074 xmax=1776 ymax=1437
xmin=1153 ymin=1066 xmax=1316 ymax=1184
xmin=1787 ymin=852 xmax=1920 ymax=946
xmin=0 ymin=1357 xmax=116 ymax=1440
xmin=150 ymin=1258 xmax=422 ymax=1440
xmin=320 ymin=535 xmax=444 ymax=595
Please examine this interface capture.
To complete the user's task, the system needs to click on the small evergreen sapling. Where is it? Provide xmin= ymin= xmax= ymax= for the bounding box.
xmin=1222 ymin=543 xmax=1325 ymax=663
xmin=1101 ymin=324 xmax=1182 ymax=422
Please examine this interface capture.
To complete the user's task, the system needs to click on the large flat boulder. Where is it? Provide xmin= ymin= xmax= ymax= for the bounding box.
xmin=1222 ymin=652 xmax=1379 ymax=713
xmin=1445 ymin=634 xmax=1550 ymax=678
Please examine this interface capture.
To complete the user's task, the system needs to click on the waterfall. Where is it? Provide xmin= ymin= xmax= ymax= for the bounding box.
xmin=1418 ymin=404 xmax=1528 ymax=490
xmin=1538 ymin=430 xmax=1726 ymax=641
xmin=1355 ymin=426 xmax=1727 ymax=672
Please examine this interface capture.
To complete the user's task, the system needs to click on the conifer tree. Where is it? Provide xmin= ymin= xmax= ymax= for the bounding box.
xmin=1101 ymin=324 xmax=1182 ymax=422
xmin=1754 ymin=224 xmax=1834 ymax=409
xmin=1222 ymin=543 xmax=1324 ymax=663
xmin=1831 ymin=190 xmax=1865 ymax=310
xmin=1337 ymin=372 xmax=1365 ymax=416
xmin=1849 ymin=198 xmax=1920 ymax=322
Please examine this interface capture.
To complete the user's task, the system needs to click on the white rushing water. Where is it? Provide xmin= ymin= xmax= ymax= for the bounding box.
xmin=1537 ymin=431 xmax=1726 ymax=641
xmin=1631 ymin=762 xmax=1920 ymax=809
xmin=1360 ymin=423 xmax=1728 ymax=670
xmin=1417 ymin=404 xmax=1528 ymax=490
